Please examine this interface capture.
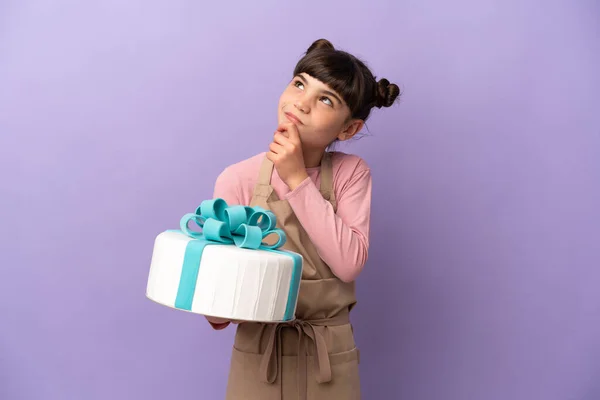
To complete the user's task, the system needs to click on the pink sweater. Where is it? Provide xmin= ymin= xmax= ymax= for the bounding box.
xmin=207 ymin=151 xmax=372 ymax=329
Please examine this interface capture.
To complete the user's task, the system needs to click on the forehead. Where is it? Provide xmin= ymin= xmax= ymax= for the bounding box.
xmin=299 ymin=73 xmax=333 ymax=90
xmin=297 ymin=73 xmax=347 ymax=106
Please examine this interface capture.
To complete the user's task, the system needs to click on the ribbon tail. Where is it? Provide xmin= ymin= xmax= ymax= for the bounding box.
xmin=259 ymin=324 xmax=280 ymax=384
xmin=303 ymin=324 xmax=332 ymax=384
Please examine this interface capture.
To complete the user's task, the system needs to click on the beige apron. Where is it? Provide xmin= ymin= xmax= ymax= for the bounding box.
xmin=225 ymin=152 xmax=361 ymax=400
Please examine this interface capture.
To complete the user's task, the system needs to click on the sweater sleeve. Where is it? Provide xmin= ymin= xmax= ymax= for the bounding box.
xmin=284 ymin=167 xmax=372 ymax=282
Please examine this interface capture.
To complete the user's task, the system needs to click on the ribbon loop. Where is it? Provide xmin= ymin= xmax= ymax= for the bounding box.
xmin=180 ymin=198 xmax=286 ymax=250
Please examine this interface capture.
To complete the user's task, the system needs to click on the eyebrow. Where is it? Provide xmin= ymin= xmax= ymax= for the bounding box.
xmin=296 ymin=74 xmax=343 ymax=105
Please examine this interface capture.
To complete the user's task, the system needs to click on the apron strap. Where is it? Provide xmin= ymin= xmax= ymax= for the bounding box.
xmin=251 ymin=156 xmax=275 ymax=200
xmin=257 ymin=155 xmax=275 ymax=185
xmin=319 ymin=152 xmax=337 ymax=212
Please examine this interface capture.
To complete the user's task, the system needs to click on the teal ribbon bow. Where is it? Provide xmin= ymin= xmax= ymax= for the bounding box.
xmin=179 ymin=198 xmax=286 ymax=249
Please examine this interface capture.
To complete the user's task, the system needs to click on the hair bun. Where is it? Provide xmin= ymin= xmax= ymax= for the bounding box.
xmin=375 ymin=78 xmax=400 ymax=108
xmin=306 ymin=38 xmax=335 ymax=54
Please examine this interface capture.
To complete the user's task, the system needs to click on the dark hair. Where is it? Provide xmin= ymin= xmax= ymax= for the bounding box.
xmin=293 ymin=38 xmax=400 ymax=122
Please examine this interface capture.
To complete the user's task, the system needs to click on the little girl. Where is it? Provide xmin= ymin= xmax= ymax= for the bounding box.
xmin=206 ymin=38 xmax=399 ymax=399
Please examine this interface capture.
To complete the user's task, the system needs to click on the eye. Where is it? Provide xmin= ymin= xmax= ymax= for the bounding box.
xmin=294 ymin=80 xmax=304 ymax=90
xmin=320 ymin=97 xmax=333 ymax=107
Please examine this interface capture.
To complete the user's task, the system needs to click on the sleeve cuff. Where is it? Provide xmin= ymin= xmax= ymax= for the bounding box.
xmin=284 ymin=176 xmax=313 ymax=200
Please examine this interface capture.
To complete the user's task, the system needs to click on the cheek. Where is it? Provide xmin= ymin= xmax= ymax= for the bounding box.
xmin=279 ymin=88 xmax=295 ymax=105
xmin=277 ymin=93 xmax=287 ymax=110
xmin=314 ymin=112 xmax=343 ymax=133
xmin=304 ymin=114 xmax=342 ymax=144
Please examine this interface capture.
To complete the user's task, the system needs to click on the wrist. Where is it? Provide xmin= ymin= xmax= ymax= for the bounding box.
xmin=287 ymin=171 xmax=309 ymax=191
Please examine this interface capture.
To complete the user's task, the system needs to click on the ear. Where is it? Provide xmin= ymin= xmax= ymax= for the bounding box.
xmin=337 ymin=119 xmax=364 ymax=141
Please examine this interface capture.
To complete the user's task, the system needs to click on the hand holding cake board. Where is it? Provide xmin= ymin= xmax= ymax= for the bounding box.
xmin=146 ymin=198 xmax=303 ymax=322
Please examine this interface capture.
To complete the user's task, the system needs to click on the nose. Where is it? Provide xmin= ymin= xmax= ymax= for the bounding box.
xmin=294 ymin=99 xmax=309 ymax=114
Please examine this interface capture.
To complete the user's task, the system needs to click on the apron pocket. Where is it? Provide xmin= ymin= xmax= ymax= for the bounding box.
xmin=307 ymin=347 xmax=361 ymax=399
xmin=225 ymin=347 xmax=280 ymax=400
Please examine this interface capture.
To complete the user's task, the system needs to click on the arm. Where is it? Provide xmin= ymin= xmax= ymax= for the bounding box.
xmin=285 ymin=167 xmax=372 ymax=282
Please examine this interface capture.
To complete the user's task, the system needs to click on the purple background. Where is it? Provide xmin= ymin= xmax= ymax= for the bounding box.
xmin=1 ymin=1 xmax=599 ymax=399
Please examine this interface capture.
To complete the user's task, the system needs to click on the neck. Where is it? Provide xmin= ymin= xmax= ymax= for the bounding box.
xmin=303 ymin=147 xmax=326 ymax=168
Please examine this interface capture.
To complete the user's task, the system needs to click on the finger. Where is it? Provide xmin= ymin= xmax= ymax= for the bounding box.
xmin=269 ymin=142 xmax=285 ymax=154
xmin=285 ymin=123 xmax=301 ymax=143
xmin=206 ymin=316 xmax=229 ymax=324
xmin=273 ymin=132 xmax=289 ymax=145
xmin=276 ymin=122 xmax=294 ymax=138
xmin=276 ymin=122 xmax=294 ymax=132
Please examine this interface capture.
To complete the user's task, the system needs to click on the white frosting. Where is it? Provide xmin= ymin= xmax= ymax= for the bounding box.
xmin=146 ymin=231 xmax=301 ymax=322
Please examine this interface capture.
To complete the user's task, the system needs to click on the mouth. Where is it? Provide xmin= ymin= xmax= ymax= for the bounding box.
xmin=284 ymin=112 xmax=303 ymax=125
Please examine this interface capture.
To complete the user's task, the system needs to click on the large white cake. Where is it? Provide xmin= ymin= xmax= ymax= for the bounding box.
xmin=146 ymin=199 xmax=303 ymax=323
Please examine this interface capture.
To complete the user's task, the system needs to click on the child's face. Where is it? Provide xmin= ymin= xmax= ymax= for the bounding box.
xmin=277 ymin=73 xmax=355 ymax=149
